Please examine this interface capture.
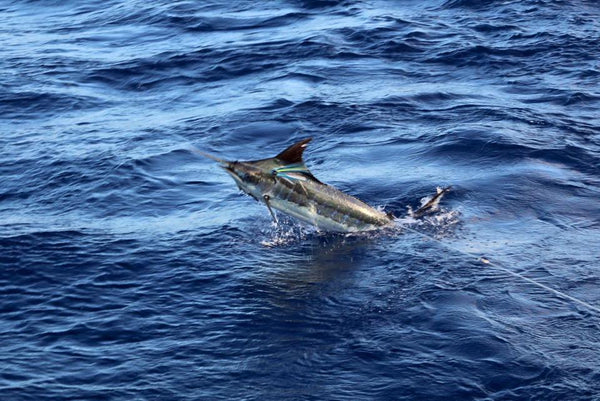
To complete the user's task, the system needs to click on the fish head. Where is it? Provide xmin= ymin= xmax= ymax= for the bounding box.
xmin=221 ymin=159 xmax=278 ymax=201
xmin=220 ymin=138 xmax=314 ymax=201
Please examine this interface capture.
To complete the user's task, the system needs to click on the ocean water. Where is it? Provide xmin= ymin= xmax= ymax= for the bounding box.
xmin=1 ymin=0 xmax=599 ymax=399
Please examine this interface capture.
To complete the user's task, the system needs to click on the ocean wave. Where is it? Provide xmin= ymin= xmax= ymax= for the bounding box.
xmin=1 ymin=0 xmax=599 ymax=399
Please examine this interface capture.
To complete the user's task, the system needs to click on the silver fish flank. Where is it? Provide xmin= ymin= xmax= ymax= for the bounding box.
xmin=199 ymin=138 xmax=447 ymax=232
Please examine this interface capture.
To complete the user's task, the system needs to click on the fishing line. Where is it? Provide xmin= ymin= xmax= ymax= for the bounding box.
xmin=397 ymin=222 xmax=600 ymax=315
xmin=182 ymin=137 xmax=599 ymax=315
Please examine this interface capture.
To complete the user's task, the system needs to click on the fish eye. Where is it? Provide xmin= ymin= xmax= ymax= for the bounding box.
xmin=271 ymin=169 xmax=278 ymax=176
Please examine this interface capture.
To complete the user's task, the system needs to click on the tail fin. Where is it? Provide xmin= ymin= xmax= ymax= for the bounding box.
xmin=411 ymin=187 xmax=451 ymax=218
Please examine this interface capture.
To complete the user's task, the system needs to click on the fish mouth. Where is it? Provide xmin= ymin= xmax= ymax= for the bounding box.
xmin=220 ymin=161 xmax=237 ymax=175
xmin=220 ymin=162 xmax=244 ymax=184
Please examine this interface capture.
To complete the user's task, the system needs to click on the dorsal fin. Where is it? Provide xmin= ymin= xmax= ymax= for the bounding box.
xmin=275 ymin=138 xmax=312 ymax=163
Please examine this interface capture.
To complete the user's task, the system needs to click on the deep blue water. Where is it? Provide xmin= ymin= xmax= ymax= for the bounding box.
xmin=1 ymin=0 xmax=600 ymax=399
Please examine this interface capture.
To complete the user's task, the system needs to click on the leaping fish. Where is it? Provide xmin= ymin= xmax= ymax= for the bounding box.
xmin=196 ymin=138 xmax=449 ymax=232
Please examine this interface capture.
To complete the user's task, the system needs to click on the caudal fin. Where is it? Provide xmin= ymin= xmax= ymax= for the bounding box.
xmin=411 ymin=186 xmax=451 ymax=218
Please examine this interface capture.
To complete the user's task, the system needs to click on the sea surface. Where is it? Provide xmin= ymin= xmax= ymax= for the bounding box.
xmin=1 ymin=0 xmax=599 ymax=399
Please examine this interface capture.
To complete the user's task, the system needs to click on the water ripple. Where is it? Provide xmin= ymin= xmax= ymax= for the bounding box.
xmin=1 ymin=0 xmax=599 ymax=399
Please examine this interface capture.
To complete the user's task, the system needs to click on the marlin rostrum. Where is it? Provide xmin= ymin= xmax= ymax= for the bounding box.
xmin=198 ymin=138 xmax=447 ymax=232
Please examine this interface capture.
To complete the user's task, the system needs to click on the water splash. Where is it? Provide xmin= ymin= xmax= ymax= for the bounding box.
xmin=260 ymin=200 xmax=461 ymax=247
xmin=259 ymin=217 xmax=313 ymax=247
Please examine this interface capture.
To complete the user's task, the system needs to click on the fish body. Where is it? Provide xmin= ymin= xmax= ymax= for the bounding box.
xmin=216 ymin=138 xmax=393 ymax=232
xmin=200 ymin=138 xmax=447 ymax=232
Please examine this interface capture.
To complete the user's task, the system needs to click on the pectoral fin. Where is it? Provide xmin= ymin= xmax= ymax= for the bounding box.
xmin=272 ymin=164 xmax=323 ymax=184
xmin=263 ymin=194 xmax=278 ymax=224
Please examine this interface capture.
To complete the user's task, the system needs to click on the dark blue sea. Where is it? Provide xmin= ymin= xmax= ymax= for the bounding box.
xmin=1 ymin=0 xmax=599 ymax=399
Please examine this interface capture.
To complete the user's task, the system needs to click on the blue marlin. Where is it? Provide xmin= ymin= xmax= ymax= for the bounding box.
xmin=198 ymin=138 xmax=449 ymax=232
